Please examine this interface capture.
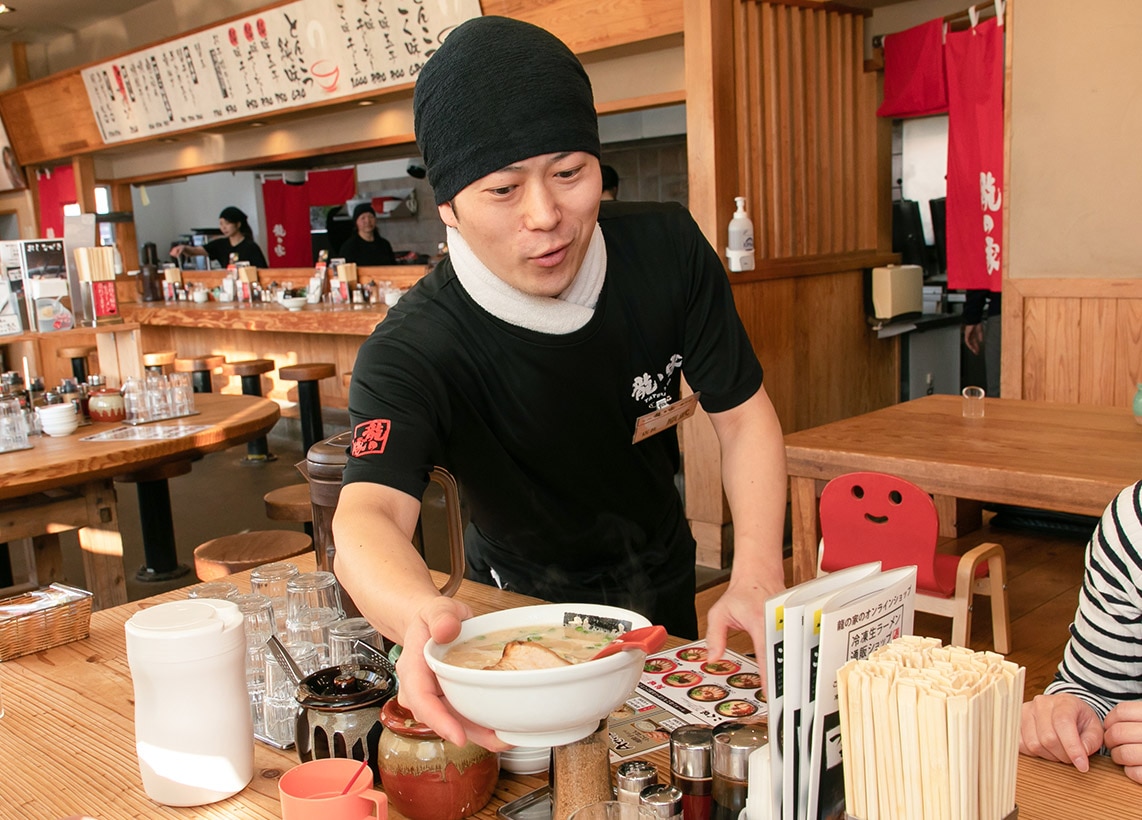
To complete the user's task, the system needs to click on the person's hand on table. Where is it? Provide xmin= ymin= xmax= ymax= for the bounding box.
xmin=394 ymin=595 xmax=510 ymax=752
xmin=1103 ymin=700 xmax=1142 ymax=784
xmin=1019 ymin=693 xmax=1104 ymax=772
xmin=703 ymin=572 xmax=785 ymax=693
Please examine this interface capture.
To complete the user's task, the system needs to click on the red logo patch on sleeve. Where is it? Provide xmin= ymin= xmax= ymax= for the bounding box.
xmin=351 ymin=419 xmax=392 ymax=456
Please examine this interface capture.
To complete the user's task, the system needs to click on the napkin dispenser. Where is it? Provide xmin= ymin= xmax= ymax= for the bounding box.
xmin=870 ymin=265 xmax=923 ymax=322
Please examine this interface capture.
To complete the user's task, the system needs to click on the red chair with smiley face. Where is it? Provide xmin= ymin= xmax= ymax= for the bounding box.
xmin=817 ymin=471 xmax=1011 ymax=653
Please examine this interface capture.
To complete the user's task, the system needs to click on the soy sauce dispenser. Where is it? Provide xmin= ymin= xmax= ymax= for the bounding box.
xmin=139 ymin=242 xmax=163 ymax=302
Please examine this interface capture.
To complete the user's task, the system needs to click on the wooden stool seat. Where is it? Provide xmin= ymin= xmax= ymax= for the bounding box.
xmin=175 ymin=355 xmax=225 ymax=393
xmin=224 ymin=359 xmax=277 ymax=462
xmin=58 ymin=345 xmax=99 ymax=384
xmin=143 ymin=351 xmax=177 ymax=371
xmin=193 ymin=530 xmax=313 ymax=581
xmin=58 ymin=345 xmax=97 ymax=359
xmin=174 ymin=355 xmax=225 ymax=373
xmin=264 ymin=483 xmax=314 ymax=522
xmin=279 ymin=362 xmax=336 ymax=382
xmin=223 ymin=358 xmax=275 ymax=378
xmin=279 ymin=362 xmax=337 ymax=454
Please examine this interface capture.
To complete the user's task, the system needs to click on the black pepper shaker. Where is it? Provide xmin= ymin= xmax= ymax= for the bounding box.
xmin=641 ymin=783 xmax=684 ymax=818
xmin=671 ymin=724 xmax=713 ymax=820
xmin=617 ymin=760 xmax=658 ymax=805
xmin=711 ymin=722 xmax=768 ymax=820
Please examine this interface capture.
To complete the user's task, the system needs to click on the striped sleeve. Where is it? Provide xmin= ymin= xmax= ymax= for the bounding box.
xmin=1043 ymin=480 xmax=1142 ymax=720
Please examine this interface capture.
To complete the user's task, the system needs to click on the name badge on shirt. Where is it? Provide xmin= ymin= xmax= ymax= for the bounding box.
xmin=632 ymin=392 xmax=701 ymax=443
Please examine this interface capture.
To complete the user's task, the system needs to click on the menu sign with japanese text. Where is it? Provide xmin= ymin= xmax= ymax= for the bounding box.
xmin=80 ymin=0 xmax=481 ymax=144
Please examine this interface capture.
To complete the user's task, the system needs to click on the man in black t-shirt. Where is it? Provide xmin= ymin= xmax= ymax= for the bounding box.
xmin=332 ymin=16 xmax=789 ymax=751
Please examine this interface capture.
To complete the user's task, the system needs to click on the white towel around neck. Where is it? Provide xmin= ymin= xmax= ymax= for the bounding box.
xmin=446 ymin=224 xmax=606 ymax=334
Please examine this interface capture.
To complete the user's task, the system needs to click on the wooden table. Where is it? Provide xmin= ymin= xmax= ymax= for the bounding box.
xmin=2 ymin=555 xmax=1137 ymax=819
xmin=0 ymin=393 xmax=279 ymax=608
xmin=784 ymin=394 xmax=1142 ymax=584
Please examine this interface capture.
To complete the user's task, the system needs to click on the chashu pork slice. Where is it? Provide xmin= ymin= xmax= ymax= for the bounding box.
xmin=485 ymin=640 xmax=572 ymax=670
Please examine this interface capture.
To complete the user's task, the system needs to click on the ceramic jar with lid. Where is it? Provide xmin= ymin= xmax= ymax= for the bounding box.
xmin=87 ymin=388 xmax=126 ymax=423
xmin=378 ymin=698 xmax=499 ymax=820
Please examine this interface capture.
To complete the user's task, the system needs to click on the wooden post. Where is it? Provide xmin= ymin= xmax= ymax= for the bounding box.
xmin=680 ymin=0 xmax=740 ymax=568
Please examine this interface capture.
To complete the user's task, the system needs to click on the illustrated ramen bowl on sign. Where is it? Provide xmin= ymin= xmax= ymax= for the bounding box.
xmin=424 ymin=603 xmax=652 ymax=747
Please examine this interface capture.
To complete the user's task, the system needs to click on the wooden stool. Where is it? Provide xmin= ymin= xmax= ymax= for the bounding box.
xmin=114 ymin=460 xmax=194 ymax=582
xmin=58 ymin=345 xmax=98 ymax=384
xmin=193 ymin=530 xmax=313 ymax=581
xmin=279 ymin=362 xmax=336 ymax=454
xmin=223 ymin=358 xmax=276 ymax=462
xmin=175 ymin=354 xmax=225 ymax=393
xmin=265 ymin=483 xmax=313 ymax=523
xmin=143 ymin=350 xmax=177 ymax=376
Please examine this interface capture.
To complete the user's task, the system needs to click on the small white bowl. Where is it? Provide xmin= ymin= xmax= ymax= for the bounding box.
xmin=424 ymin=603 xmax=651 ymax=747
xmin=280 ymin=296 xmax=308 ymax=312
xmin=499 ymin=745 xmax=551 ymax=775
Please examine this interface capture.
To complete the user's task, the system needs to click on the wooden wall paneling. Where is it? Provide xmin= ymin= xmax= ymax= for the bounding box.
xmin=774 ymin=7 xmax=793 ymax=259
xmin=788 ymin=10 xmax=808 ymax=258
xmin=0 ymin=73 xmax=104 ymax=167
xmin=760 ymin=3 xmax=782 ymax=259
xmin=1041 ymin=297 xmax=1081 ymax=403
xmin=1001 ymin=278 xmax=1026 ymax=399
xmin=1117 ymin=299 xmax=1142 ymax=404
xmin=838 ymin=14 xmax=855 ymax=252
xmin=486 ymin=0 xmax=683 ymax=55
xmin=802 ymin=9 xmax=822 ymax=257
xmin=1077 ymin=298 xmax=1118 ymax=406
xmin=827 ymin=13 xmax=845 ymax=255
xmin=813 ymin=10 xmax=834 ymax=256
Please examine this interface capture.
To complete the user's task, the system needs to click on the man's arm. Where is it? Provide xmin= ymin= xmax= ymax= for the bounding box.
xmin=332 ymin=481 xmax=505 ymax=749
xmin=702 ymin=384 xmax=788 ymax=673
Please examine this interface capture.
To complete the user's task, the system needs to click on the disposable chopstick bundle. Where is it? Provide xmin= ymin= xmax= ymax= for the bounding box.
xmin=836 ymin=637 xmax=1024 ymax=820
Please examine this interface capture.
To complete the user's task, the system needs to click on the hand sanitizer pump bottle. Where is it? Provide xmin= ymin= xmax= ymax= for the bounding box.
xmin=726 ymin=196 xmax=755 ymax=272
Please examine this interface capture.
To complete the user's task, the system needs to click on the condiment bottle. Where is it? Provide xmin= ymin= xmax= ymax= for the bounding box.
xmin=551 ymin=720 xmax=614 ymax=820
xmin=617 ymin=760 xmax=659 ymax=805
xmin=641 ymin=783 xmax=684 ymax=818
xmin=124 ymin=599 xmax=253 ymax=806
xmin=671 ymin=724 xmax=714 ymax=820
xmin=711 ymin=722 xmax=768 ymax=820
xmin=378 ymin=699 xmax=499 ymax=820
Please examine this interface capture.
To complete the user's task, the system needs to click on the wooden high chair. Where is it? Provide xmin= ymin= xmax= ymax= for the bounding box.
xmin=818 ymin=470 xmax=1011 ymax=653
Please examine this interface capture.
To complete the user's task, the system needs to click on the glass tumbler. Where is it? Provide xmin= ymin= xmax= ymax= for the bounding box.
xmin=122 ymin=377 xmax=147 ymax=423
xmin=0 ymin=396 xmax=29 ymax=452
xmin=168 ymin=372 xmax=194 ymax=415
xmin=145 ymin=373 xmax=171 ymax=419
xmin=287 ymin=607 xmax=345 ymax=668
xmin=234 ymin=593 xmax=276 ymax=736
xmin=187 ymin=581 xmax=240 ymax=600
xmin=285 ymin=571 xmax=344 ymax=635
xmin=328 ymin=617 xmax=383 ymax=666
xmin=251 ymin=562 xmax=299 ymax=635
xmin=263 ymin=638 xmax=318 ymax=747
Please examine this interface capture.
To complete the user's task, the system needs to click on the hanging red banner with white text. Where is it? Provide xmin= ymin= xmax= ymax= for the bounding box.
xmin=945 ymin=17 xmax=1004 ymax=292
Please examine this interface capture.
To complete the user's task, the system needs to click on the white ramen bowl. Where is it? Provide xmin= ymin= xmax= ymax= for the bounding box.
xmin=424 ymin=603 xmax=651 ymax=747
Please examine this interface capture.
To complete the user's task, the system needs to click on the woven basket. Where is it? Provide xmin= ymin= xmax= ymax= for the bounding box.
xmin=0 ymin=584 xmax=93 ymax=661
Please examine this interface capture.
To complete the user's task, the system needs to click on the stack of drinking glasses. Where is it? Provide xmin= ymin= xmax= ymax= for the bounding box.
xmin=328 ymin=618 xmax=385 ymax=666
xmin=187 ymin=581 xmax=240 ymax=601
xmin=122 ymin=373 xmax=195 ymax=423
xmin=250 ymin=562 xmax=299 ymax=636
xmin=263 ymin=638 xmax=318 ymax=747
xmin=0 ymin=395 xmax=30 ymax=452
xmin=285 ymin=571 xmax=346 ymax=668
xmin=233 ymin=593 xmax=276 ymax=736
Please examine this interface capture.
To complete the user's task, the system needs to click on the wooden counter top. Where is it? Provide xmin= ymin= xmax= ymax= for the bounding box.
xmin=120 ymin=301 xmax=387 ymax=337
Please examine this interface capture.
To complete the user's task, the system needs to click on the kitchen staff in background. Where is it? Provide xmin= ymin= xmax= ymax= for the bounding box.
xmin=601 ymin=164 xmax=620 ymax=200
xmin=332 ymin=16 xmax=788 ymax=751
xmin=338 ymin=202 xmax=397 ymax=266
xmin=170 ymin=206 xmax=268 ymax=269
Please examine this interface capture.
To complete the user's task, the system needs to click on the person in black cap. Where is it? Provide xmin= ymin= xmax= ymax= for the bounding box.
xmin=338 ymin=203 xmax=397 ymax=266
xmin=170 ymin=206 xmax=268 ymax=269
xmin=333 ymin=15 xmax=788 ymax=750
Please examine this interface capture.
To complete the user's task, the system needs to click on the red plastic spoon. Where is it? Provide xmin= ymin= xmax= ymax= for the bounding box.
xmin=590 ymin=625 xmax=669 ymax=661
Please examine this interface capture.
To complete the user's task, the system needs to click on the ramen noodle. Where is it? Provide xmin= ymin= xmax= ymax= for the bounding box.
xmin=442 ymin=623 xmax=617 ymax=669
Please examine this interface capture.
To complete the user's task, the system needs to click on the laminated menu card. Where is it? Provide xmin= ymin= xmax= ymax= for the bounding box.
xmin=607 ymin=640 xmax=766 ymax=762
